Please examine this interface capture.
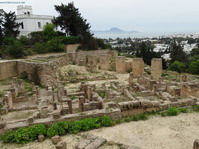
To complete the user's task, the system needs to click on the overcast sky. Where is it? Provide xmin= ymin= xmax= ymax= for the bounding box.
xmin=1 ymin=0 xmax=199 ymax=32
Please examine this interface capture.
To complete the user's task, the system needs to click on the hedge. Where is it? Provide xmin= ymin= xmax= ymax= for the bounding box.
xmin=0 ymin=116 xmax=113 ymax=144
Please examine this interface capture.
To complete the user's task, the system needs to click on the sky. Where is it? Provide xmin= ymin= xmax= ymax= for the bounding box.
xmin=0 ymin=0 xmax=199 ymax=33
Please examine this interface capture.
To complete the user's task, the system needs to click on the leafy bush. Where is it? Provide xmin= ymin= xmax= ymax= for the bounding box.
xmin=0 ymin=130 xmax=15 ymax=143
xmin=169 ymin=61 xmax=187 ymax=73
xmin=14 ymin=128 xmax=31 ymax=144
xmin=99 ymin=91 xmax=106 ymax=99
xmin=27 ymin=124 xmax=47 ymax=141
xmin=193 ymin=105 xmax=199 ymax=112
xmin=33 ymin=42 xmax=48 ymax=54
xmin=47 ymin=37 xmax=64 ymax=52
xmin=179 ymin=107 xmax=188 ymax=113
xmin=68 ymin=118 xmax=101 ymax=134
xmin=100 ymin=116 xmax=113 ymax=127
xmin=2 ymin=39 xmax=25 ymax=58
xmin=166 ymin=107 xmax=179 ymax=116
xmin=47 ymin=121 xmax=69 ymax=138
xmin=62 ymin=36 xmax=80 ymax=44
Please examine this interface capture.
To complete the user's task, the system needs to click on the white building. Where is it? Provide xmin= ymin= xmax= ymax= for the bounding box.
xmin=16 ymin=5 xmax=53 ymax=36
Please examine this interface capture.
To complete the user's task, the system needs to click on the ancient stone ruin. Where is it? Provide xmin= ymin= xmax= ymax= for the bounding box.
xmin=0 ymin=50 xmax=199 ymax=143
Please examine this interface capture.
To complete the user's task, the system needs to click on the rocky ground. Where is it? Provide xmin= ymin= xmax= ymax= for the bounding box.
xmin=1 ymin=112 xmax=199 ymax=149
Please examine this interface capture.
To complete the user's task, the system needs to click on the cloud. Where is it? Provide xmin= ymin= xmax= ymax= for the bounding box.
xmin=1 ymin=0 xmax=199 ymax=32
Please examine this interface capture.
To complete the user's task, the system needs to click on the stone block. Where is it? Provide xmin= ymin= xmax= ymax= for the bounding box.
xmin=38 ymin=135 xmax=45 ymax=142
xmin=151 ymin=58 xmax=162 ymax=80
xmin=0 ymin=121 xmax=6 ymax=129
xmin=56 ymin=141 xmax=67 ymax=149
xmin=52 ymin=135 xmax=61 ymax=145
xmin=85 ymin=137 xmax=106 ymax=149
xmin=116 ymin=56 xmax=126 ymax=73
xmin=28 ymin=116 xmax=34 ymax=123
xmin=53 ymin=111 xmax=61 ymax=119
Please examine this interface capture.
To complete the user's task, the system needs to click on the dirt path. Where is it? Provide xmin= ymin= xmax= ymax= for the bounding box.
xmin=91 ymin=112 xmax=199 ymax=149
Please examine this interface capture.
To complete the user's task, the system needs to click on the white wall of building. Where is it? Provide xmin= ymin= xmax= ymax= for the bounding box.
xmin=16 ymin=5 xmax=53 ymax=36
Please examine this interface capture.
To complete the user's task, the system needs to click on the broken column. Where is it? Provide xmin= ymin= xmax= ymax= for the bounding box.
xmin=79 ymin=96 xmax=85 ymax=112
xmin=151 ymin=58 xmax=162 ymax=80
xmin=132 ymin=58 xmax=144 ymax=76
xmin=100 ymin=54 xmax=110 ymax=70
xmin=116 ymin=56 xmax=126 ymax=73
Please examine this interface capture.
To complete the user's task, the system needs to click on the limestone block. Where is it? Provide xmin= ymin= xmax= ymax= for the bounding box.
xmin=85 ymin=138 xmax=106 ymax=149
xmin=151 ymin=58 xmax=162 ymax=80
xmin=0 ymin=120 xmax=6 ymax=129
xmin=38 ymin=135 xmax=45 ymax=142
xmin=116 ymin=56 xmax=126 ymax=73
xmin=56 ymin=141 xmax=67 ymax=149
xmin=132 ymin=58 xmax=144 ymax=76
xmin=53 ymin=111 xmax=61 ymax=119
xmin=52 ymin=135 xmax=61 ymax=145
xmin=28 ymin=116 xmax=34 ymax=123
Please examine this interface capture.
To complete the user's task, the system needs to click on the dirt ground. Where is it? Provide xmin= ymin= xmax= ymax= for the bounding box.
xmin=1 ymin=112 xmax=199 ymax=149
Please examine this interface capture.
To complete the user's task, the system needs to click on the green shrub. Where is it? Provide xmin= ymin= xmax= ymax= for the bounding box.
xmin=47 ymin=37 xmax=64 ymax=52
xmin=169 ymin=61 xmax=186 ymax=73
xmin=79 ymin=118 xmax=101 ymax=131
xmin=100 ymin=116 xmax=113 ymax=127
xmin=47 ymin=121 xmax=69 ymax=138
xmin=124 ymin=117 xmax=132 ymax=122
xmin=28 ymin=124 xmax=47 ymax=141
xmin=33 ymin=42 xmax=48 ymax=54
xmin=160 ymin=112 xmax=167 ymax=117
xmin=99 ymin=91 xmax=106 ymax=99
xmin=166 ymin=107 xmax=179 ymax=116
xmin=137 ymin=114 xmax=148 ymax=120
xmin=69 ymin=120 xmax=82 ymax=134
xmin=192 ymin=105 xmax=199 ymax=112
xmin=179 ymin=107 xmax=188 ymax=113
xmin=3 ymin=39 xmax=25 ymax=58
xmin=1 ymin=130 xmax=15 ymax=143
xmin=14 ymin=128 xmax=31 ymax=144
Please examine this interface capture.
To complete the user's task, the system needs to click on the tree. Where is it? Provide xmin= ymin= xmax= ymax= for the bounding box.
xmin=53 ymin=2 xmax=93 ymax=40
xmin=168 ymin=61 xmax=187 ymax=73
xmin=43 ymin=23 xmax=58 ymax=41
xmin=0 ymin=9 xmax=4 ymax=46
xmin=188 ymin=59 xmax=199 ymax=74
xmin=2 ymin=11 xmax=20 ymax=38
xmin=170 ymin=40 xmax=187 ymax=63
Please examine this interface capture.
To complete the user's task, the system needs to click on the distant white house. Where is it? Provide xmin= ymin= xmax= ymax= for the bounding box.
xmin=16 ymin=5 xmax=53 ymax=36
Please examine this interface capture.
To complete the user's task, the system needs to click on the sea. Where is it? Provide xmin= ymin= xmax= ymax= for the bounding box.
xmin=93 ymin=31 xmax=199 ymax=39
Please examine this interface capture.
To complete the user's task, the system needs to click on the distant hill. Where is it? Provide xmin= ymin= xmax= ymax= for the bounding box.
xmin=91 ymin=27 xmax=139 ymax=34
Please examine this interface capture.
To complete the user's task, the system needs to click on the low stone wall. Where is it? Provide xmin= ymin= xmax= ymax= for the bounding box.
xmin=118 ymin=97 xmax=197 ymax=117
xmin=181 ymin=83 xmax=199 ymax=98
xmin=0 ymin=60 xmax=18 ymax=80
xmin=5 ymin=108 xmax=121 ymax=130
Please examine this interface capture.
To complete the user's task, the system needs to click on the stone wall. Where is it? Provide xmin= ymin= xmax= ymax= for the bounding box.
xmin=132 ymin=58 xmax=144 ymax=76
xmin=100 ymin=55 xmax=110 ymax=70
xmin=181 ymin=83 xmax=199 ymax=98
xmin=0 ymin=60 xmax=18 ymax=80
xmin=116 ymin=56 xmax=126 ymax=73
xmin=151 ymin=58 xmax=162 ymax=80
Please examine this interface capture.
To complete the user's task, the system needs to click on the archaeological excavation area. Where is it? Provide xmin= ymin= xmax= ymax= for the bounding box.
xmin=0 ymin=50 xmax=199 ymax=149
